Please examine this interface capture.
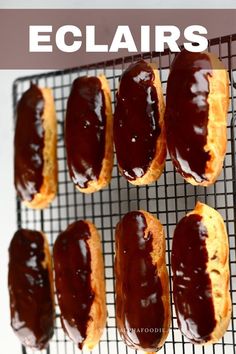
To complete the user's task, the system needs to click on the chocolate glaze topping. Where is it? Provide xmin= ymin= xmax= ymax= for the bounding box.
xmin=115 ymin=211 xmax=165 ymax=351
xmin=171 ymin=214 xmax=216 ymax=343
xmin=65 ymin=76 xmax=106 ymax=189
xmin=14 ymin=83 xmax=45 ymax=202
xmin=114 ymin=60 xmax=161 ymax=181
xmin=53 ymin=221 xmax=94 ymax=349
xmin=8 ymin=229 xmax=54 ymax=350
xmin=165 ymin=50 xmax=212 ymax=183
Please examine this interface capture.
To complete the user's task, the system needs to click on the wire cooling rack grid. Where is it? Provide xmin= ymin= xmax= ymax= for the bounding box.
xmin=13 ymin=34 xmax=236 ymax=354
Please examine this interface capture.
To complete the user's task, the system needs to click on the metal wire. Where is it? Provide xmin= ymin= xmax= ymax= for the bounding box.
xmin=13 ymin=34 xmax=236 ymax=354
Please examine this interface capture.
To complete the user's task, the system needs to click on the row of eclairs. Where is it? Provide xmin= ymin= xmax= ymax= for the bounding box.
xmin=10 ymin=49 xmax=231 ymax=352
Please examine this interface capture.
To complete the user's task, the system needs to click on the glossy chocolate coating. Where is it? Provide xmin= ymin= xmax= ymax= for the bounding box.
xmin=114 ymin=60 xmax=161 ymax=181
xmin=165 ymin=50 xmax=212 ymax=183
xmin=8 ymin=229 xmax=54 ymax=350
xmin=115 ymin=211 xmax=165 ymax=351
xmin=14 ymin=83 xmax=45 ymax=202
xmin=65 ymin=76 xmax=106 ymax=189
xmin=53 ymin=221 xmax=94 ymax=349
xmin=171 ymin=214 xmax=216 ymax=343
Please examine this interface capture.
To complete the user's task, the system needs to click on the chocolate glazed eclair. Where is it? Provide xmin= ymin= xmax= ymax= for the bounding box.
xmin=53 ymin=220 xmax=107 ymax=350
xmin=8 ymin=229 xmax=54 ymax=350
xmin=65 ymin=75 xmax=113 ymax=193
xmin=165 ymin=50 xmax=229 ymax=186
xmin=172 ymin=202 xmax=231 ymax=344
xmin=115 ymin=210 xmax=170 ymax=352
xmin=114 ymin=60 xmax=166 ymax=185
xmin=14 ymin=83 xmax=57 ymax=209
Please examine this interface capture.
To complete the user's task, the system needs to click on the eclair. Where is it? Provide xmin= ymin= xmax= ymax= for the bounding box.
xmin=53 ymin=220 xmax=107 ymax=350
xmin=8 ymin=229 xmax=54 ymax=350
xmin=172 ymin=202 xmax=231 ymax=344
xmin=114 ymin=60 xmax=166 ymax=185
xmin=115 ymin=210 xmax=170 ymax=352
xmin=65 ymin=75 xmax=113 ymax=193
xmin=165 ymin=50 xmax=229 ymax=186
xmin=14 ymin=83 xmax=57 ymax=209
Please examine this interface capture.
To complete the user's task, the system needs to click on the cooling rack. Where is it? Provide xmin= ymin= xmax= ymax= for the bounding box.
xmin=13 ymin=34 xmax=236 ymax=354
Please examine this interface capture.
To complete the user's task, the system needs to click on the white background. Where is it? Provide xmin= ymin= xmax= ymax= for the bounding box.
xmin=1 ymin=1 xmax=236 ymax=354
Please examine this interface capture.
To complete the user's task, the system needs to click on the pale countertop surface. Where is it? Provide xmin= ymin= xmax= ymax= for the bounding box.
xmin=1 ymin=1 xmax=236 ymax=354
